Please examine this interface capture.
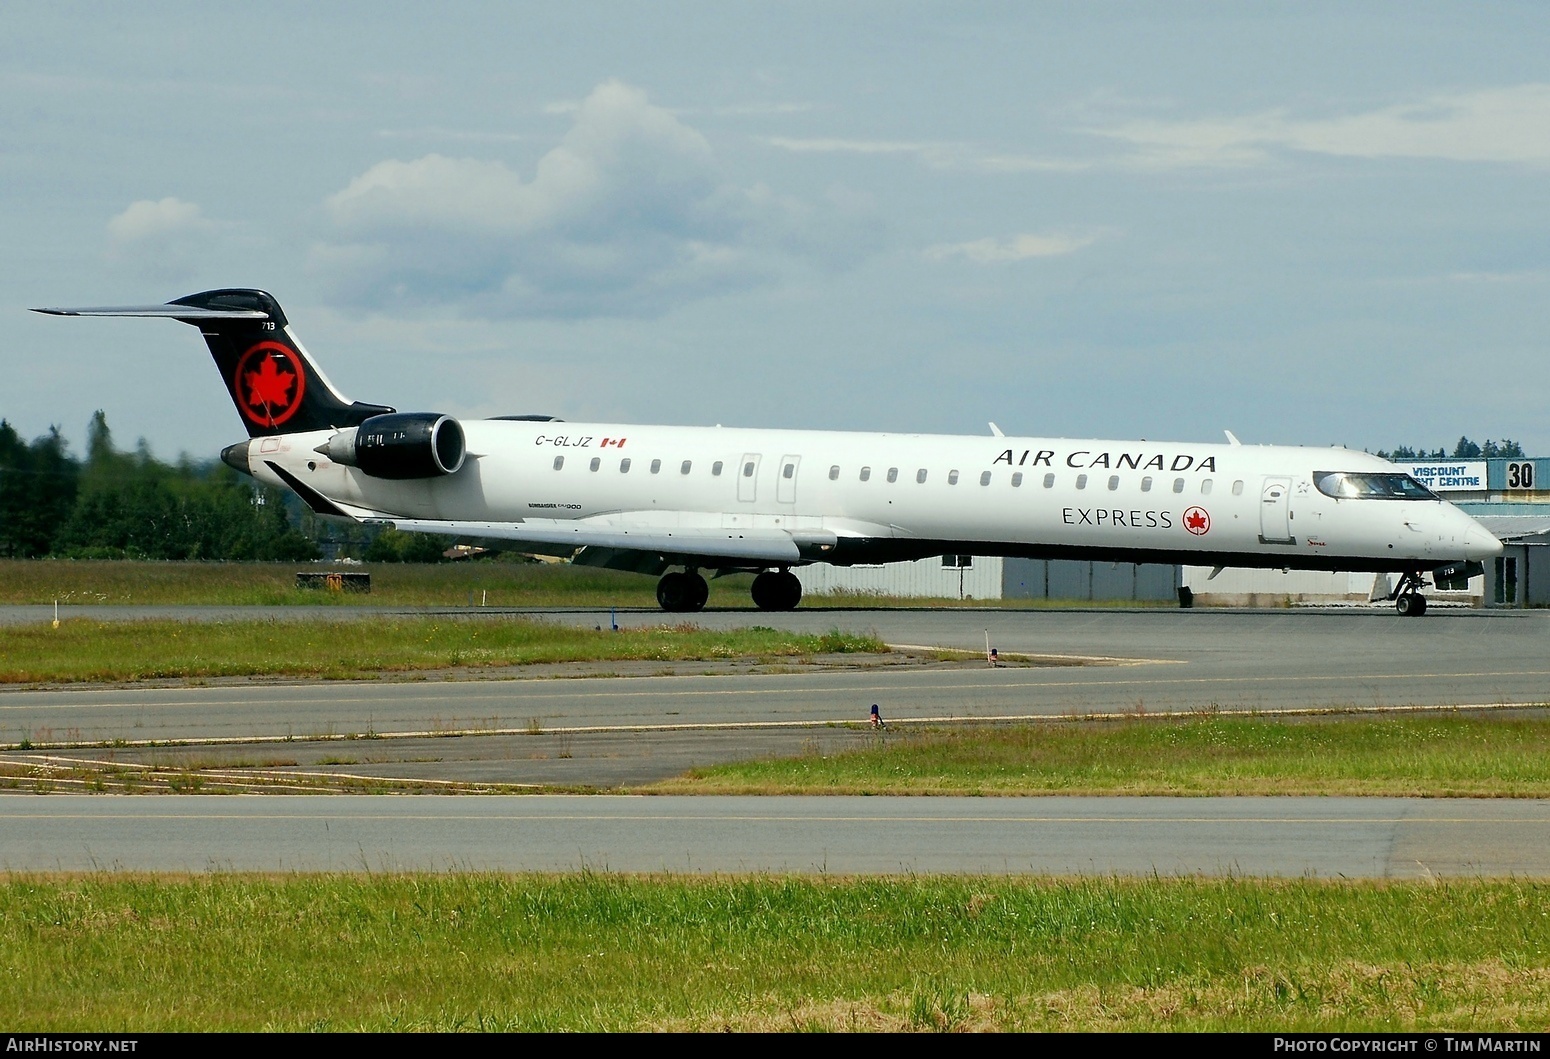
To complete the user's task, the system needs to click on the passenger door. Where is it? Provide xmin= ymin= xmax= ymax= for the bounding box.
xmin=1259 ymin=476 xmax=1294 ymax=543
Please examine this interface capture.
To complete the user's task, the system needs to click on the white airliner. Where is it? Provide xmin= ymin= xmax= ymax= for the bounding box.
xmin=36 ymin=288 xmax=1503 ymax=616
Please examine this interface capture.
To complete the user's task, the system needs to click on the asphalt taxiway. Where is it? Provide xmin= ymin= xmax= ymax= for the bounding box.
xmin=3 ymin=794 xmax=1546 ymax=876
xmin=1 ymin=608 xmax=1546 ymax=787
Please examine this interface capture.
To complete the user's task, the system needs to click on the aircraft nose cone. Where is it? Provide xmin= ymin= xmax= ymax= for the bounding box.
xmin=1464 ymin=526 xmax=1504 ymax=561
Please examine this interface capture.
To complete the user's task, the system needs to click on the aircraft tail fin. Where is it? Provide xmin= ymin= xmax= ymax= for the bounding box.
xmin=33 ymin=288 xmax=394 ymax=437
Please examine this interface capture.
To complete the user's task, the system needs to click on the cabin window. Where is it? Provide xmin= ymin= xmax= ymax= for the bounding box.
xmin=1200 ymin=479 xmax=1212 ymax=494
xmin=712 ymin=461 xmax=723 ymax=476
xmin=1076 ymin=474 xmax=1088 ymax=490
xmin=681 ymin=460 xmax=692 ymax=475
xmin=1141 ymin=476 xmax=1152 ymax=492
xmin=1108 ymin=475 xmax=1119 ymax=491
xmin=743 ymin=461 xmax=755 ymax=478
xmin=650 ymin=459 xmax=661 ymax=474
xmin=829 ymin=465 xmax=840 ymax=480
xmin=887 ymin=467 xmax=899 ymax=483
xmin=916 ymin=468 xmax=928 ymax=484
xmin=860 ymin=466 xmax=871 ymax=482
xmin=1232 ymin=479 xmax=1244 ymax=495
xmin=589 ymin=457 xmax=601 ymax=472
xmin=1011 ymin=472 xmax=1023 ymax=487
xmin=620 ymin=458 xmax=631 ymax=473
xmin=1172 ymin=478 xmax=1184 ymax=493
xmin=783 ymin=462 xmax=795 ymax=479
xmin=553 ymin=456 xmax=564 ymax=471
xmin=948 ymin=470 xmax=960 ymax=485
xmin=1043 ymin=473 xmax=1055 ymax=488
xmin=979 ymin=471 xmax=992 ymax=486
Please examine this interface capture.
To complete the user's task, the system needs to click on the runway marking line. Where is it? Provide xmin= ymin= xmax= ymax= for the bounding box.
xmin=884 ymin=644 xmax=1178 ymax=666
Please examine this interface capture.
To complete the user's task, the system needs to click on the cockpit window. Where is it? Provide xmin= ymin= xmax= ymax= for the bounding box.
xmin=1314 ymin=472 xmax=1437 ymax=501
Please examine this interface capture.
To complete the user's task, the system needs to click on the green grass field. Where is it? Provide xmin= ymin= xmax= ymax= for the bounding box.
xmin=0 ymin=616 xmax=884 ymax=685
xmin=0 ymin=558 xmax=1169 ymax=609
xmin=3 ymin=874 xmax=1546 ymax=1031
xmin=0 ymin=557 xmax=727 ymax=608
xmin=656 ymin=713 xmax=1550 ymax=797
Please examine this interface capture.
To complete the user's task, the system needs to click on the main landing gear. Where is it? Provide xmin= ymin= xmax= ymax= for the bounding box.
xmin=653 ymin=567 xmax=803 ymax=612
xmin=656 ymin=569 xmax=709 ymax=613
xmin=1391 ymin=571 xmax=1429 ymax=617
xmin=750 ymin=569 xmax=802 ymax=611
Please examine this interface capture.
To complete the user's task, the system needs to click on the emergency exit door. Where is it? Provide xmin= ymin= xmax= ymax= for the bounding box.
xmin=777 ymin=455 xmax=800 ymax=504
xmin=1259 ymin=476 xmax=1294 ymax=543
xmin=737 ymin=453 xmax=761 ymax=502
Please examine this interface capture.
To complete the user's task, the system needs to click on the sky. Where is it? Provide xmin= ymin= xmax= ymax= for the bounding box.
xmin=3 ymin=2 xmax=1549 ymax=461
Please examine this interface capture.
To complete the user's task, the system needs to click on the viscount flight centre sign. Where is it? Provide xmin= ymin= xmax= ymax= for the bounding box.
xmin=1397 ymin=462 xmax=1487 ymax=492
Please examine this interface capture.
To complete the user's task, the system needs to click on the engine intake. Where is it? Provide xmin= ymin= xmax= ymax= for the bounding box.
xmin=316 ymin=413 xmax=466 ymax=479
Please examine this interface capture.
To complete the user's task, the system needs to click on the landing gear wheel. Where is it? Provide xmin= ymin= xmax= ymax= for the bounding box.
xmin=656 ymin=571 xmax=709 ymax=613
xmin=683 ymin=571 xmax=709 ymax=612
xmin=1391 ymin=570 xmax=1430 ymax=617
xmin=657 ymin=572 xmax=687 ymax=612
xmin=751 ymin=570 xmax=802 ymax=611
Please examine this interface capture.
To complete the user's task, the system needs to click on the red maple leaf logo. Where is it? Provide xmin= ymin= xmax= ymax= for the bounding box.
xmin=1183 ymin=507 xmax=1211 ymax=535
xmin=233 ymin=342 xmax=307 ymax=427
xmin=245 ymin=356 xmax=295 ymax=412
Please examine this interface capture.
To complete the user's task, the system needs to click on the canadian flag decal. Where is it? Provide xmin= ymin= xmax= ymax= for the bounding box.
xmin=600 ymin=437 xmax=627 ymax=448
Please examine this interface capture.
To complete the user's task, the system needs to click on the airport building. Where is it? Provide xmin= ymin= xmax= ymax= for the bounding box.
xmin=795 ymin=555 xmax=1181 ymax=603
xmin=795 ymin=456 xmax=1550 ymax=608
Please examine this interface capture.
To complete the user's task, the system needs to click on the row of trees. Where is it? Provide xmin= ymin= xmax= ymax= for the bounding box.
xmin=1376 ymin=437 xmax=1526 ymax=461
xmin=0 ymin=413 xmax=319 ymax=560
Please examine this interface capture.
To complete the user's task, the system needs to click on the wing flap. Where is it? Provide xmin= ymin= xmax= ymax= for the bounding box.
xmin=382 ymin=516 xmax=814 ymax=563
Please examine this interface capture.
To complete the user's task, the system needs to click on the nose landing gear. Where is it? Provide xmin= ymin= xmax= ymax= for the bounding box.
xmin=1391 ymin=571 xmax=1429 ymax=617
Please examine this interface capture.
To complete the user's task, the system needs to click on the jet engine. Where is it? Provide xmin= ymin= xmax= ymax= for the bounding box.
xmin=316 ymin=413 xmax=466 ymax=479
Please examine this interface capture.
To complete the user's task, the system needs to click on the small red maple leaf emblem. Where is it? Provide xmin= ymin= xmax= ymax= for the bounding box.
xmin=233 ymin=342 xmax=307 ymax=427
xmin=1183 ymin=506 xmax=1211 ymax=535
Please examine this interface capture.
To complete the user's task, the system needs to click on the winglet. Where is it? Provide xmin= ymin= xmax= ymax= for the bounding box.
xmin=989 ymin=422 xmax=1004 ymax=437
xmin=1224 ymin=430 xmax=1242 ymax=446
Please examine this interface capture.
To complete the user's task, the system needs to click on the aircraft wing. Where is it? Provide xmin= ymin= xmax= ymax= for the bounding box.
xmin=379 ymin=515 xmax=840 ymax=564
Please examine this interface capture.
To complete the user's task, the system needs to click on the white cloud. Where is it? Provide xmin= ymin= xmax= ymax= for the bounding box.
xmin=1092 ymin=84 xmax=1550 ymax=169
xmin=763 ymin=136 xmax=1087 ymax=173
xmin=925 ymin=232 xmax=1100 ymax=264
xmin=104 ymin=197 xmax=215 ymax=280
xmin=315 ymin=80 xmax=877 ymax=317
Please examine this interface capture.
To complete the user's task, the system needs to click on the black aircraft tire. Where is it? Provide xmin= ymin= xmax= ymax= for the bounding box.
xmin=1396 ymin=593 xmax=1423 ymax=617
xmin=753 ymin=571 xmax=802 ymax=611
xmin=683 ymin=572 xmax=709 ymax=612
xmin=751 ymin=572 xmax=779 ymax=610
xmin=1412 ymin=594 xmax=1428 ymax=616
xmin=777 ymin=570 xmax=803 ymax=610
xmin=657 ymin=572 xmax=689 ymax=612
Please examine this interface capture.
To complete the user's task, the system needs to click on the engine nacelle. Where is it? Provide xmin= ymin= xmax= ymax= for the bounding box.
xmin=316 ymin=413 xmax=466 ymax=479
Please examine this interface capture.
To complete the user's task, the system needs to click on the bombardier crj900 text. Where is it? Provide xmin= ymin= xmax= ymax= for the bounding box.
xmin=36 ymin=289 xmax=1503 ymax=616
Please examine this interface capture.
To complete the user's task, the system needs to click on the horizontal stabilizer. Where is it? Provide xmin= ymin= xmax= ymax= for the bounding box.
xmin=31 ymin=305 xmax=269 ymax=320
